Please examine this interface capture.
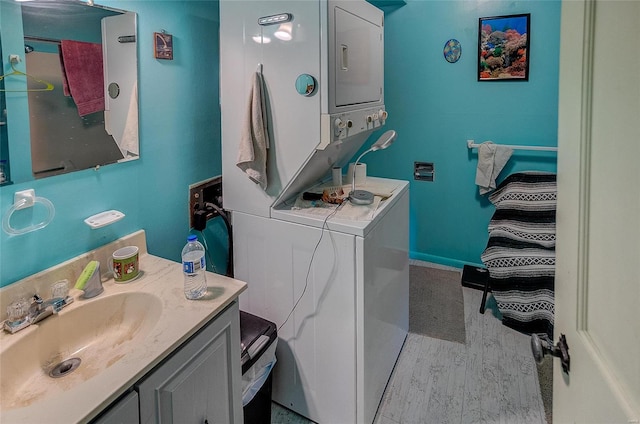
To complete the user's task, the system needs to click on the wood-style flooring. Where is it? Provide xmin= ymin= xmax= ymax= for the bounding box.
xmin=271 ymin=266 xmax=546 ymax=424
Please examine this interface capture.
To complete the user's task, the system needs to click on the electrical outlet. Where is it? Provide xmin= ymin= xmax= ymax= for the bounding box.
xmin=189 ymin=176 xmax=223 ymax=230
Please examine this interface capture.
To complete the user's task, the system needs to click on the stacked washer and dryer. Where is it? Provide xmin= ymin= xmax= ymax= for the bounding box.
xmin=220 ymin=2 xmax=409 ymax=423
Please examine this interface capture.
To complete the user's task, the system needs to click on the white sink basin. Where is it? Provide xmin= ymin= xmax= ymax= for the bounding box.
xmin=0 ymin=291 xmax=162 ymax=410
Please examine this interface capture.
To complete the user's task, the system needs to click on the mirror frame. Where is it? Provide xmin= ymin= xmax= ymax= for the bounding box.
xmin=0 ymin=0 xmax=139 ymax=184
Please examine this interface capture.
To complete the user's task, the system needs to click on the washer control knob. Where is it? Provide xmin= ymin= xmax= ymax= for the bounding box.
xmin=334 ymin=118 xmax=346 ymax=136
xmin=379 ymin=110 xmax=388 ymax=122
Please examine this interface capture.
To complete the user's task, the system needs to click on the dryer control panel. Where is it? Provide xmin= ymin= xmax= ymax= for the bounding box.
xmin=318 ymin=107 xmax=387 ymax=150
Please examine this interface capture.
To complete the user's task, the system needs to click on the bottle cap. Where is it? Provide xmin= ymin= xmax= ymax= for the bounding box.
xmin=187 ymin=234 xmax=197 ymax=242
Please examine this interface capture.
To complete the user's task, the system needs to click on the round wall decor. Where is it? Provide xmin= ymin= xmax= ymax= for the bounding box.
xmin=443 ymin=39 xmax=462 ymax=63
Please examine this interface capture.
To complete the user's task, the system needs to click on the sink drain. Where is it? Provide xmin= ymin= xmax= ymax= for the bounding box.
xmin=49 ymin=357 xmax=81 ymax=378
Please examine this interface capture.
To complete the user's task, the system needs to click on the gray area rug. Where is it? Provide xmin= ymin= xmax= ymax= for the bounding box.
xmin=409 ymin=265 xmax=466 ymax=344
xmin=485 ymin=289 xmax=553 ymax=423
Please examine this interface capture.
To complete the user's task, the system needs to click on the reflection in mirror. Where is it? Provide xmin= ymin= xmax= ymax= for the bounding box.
xmin=1 ymin=0 xmax=138 ymax=182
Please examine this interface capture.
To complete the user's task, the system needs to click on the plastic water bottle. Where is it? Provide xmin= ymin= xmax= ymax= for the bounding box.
xmin=182 ymin=235 xmax=207 ymax=299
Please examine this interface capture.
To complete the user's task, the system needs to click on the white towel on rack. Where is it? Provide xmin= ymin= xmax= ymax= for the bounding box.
xmin=475 ymin=141 xmax=513 ymax=195
xmin=237 ymin=71 xmax=269 ymax=190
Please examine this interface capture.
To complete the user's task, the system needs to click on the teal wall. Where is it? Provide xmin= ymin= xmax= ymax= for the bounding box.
xmin=365 ymin=0 xmax=560 ymax=268
xmin=0 ymin=0 xmax=224 ymax=287
xmin=1 ymin=0 xmax=561 ymax=288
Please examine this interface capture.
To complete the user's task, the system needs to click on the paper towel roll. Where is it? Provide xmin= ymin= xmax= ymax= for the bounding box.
xmin=332 ymin=166 xmax=342 ymax=186
xmin=347 ymin=162 xmax=367 ymax=185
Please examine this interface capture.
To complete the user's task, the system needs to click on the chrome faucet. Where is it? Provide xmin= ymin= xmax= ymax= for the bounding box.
xmin=28 ymin=294 xmax=73 ymax=325
xmin=3 ymin=291 xmax=74 ymax=334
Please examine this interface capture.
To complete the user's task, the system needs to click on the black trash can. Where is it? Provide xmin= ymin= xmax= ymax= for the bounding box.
xmin=240 ymin=310 xmax=277 ymax=424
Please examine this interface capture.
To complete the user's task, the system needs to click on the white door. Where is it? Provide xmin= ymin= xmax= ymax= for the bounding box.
xmin=554 ymin=1 xmax=639 ymax=422
xmin=102 ymin=12 xmax=137 ymax=155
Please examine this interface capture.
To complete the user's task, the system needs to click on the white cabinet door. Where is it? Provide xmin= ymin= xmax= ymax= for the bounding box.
xmin=555 ymin=0 xmax=640 ymax=422
xmin=92 ymin=391 xmax=139 ymax=424
xmin=137 ymin=302 xmax=243 ymax=424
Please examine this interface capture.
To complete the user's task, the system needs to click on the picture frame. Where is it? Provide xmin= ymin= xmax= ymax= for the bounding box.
xmin=478 ymin=13 xmax=530 ymax=81
xmin=154 ymin=31 xmax=173 ymax=60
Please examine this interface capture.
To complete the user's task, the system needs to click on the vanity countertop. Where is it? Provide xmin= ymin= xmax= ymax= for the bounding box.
xmin=0 ymin=230 xmax=247 ymax=424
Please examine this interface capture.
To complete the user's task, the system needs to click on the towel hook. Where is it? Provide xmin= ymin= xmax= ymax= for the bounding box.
xmin=257 ymin=63 xmax=263 ymax=74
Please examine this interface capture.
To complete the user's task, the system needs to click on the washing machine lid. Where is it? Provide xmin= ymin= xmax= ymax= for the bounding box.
xmin=272 ymin=177 xmax=409 ymax=237
xmin=272 ymin=129 xmax=372 ymax=211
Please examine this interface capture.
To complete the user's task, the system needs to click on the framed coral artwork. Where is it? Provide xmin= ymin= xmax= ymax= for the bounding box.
xmin=478 ymin=14 xmax=530 ymax=81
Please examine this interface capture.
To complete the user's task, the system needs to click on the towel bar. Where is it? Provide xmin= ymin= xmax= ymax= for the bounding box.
xmin=467 ymin=139 xmax=558 ymax=152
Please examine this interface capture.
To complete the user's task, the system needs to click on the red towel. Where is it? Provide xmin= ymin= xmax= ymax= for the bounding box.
xmin=59 ymin=40 xmax=105 ymax=117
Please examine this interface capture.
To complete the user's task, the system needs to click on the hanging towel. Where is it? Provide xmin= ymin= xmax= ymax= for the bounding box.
xmin=475 ymin=141 xmax=513 ymax=195
xmin=59 ymin=40 xmax=105 ymax=117
xmin=237 ymin=71 xmax=269 ymax=190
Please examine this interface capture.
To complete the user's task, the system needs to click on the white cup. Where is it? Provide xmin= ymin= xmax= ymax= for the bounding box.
xmin=347 ymin=162 xmax=367 ymax=185
xmin=332 ymin=166 xmax=343 ymax=186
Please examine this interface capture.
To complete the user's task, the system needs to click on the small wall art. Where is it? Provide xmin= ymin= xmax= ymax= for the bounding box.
xmin=443 ymin=39 xmax=462 ymax=64
xmin=478 ymin=14 xmax=530 ymax=81
xmin=154 ymin=31 xmax=173 ymax=60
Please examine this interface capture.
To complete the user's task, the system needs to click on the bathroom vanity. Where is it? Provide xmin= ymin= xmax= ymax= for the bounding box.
xmin=98 ymin=302 xmax=240 ymax=424
xmin=0 ymin=230 xmax=247 ymax=424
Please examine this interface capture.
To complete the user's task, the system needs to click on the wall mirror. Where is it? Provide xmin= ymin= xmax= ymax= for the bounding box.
xmin=0 ymin=0 xmax=138 ymax=184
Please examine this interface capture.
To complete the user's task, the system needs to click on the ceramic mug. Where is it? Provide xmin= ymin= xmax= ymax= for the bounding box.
xmin=110 ymin=246 xmax=139 ymax=283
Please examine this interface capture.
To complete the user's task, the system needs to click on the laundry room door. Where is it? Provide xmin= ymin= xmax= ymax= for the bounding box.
xmin=102 ymin=12 xmax=137 ymax=145
xmin=554 ymin=0 xmax=639 ymax=422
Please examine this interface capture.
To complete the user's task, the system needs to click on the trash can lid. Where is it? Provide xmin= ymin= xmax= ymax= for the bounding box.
xmin=240 ymin=310 xmax=277 ymax=373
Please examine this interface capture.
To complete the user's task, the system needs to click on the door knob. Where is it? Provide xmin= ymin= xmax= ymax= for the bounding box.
xmin=531 ymin=333 xmax=571 ymax=374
